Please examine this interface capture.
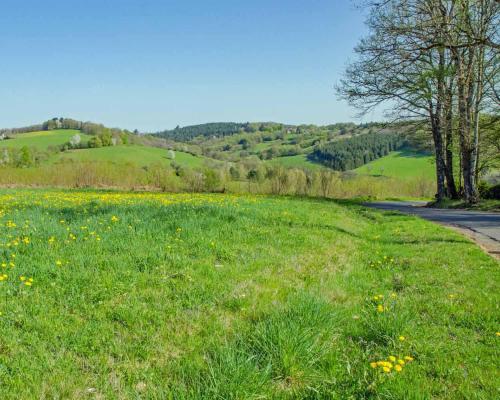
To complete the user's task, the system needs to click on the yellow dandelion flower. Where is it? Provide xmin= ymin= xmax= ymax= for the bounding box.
xmin=394 ymin=365 xmax=403 ymax=372
xmin=389 ymin=356 xmax=396 ymax=362
xmin=382 ymin=367 xmax=391 ymax=373
xmin=20 ymin=276 xmax=26 ymax=281
xmin=370 ymin=362 xmax=377 ymax=369
xmin=398 ymin=359 xmax=405 ymax=365
xmin=404 ymin=356 xmax=414 ymax=362
xmin=377 ymin=304 xmax=384 ymax=313
xmin=398 ymin=335 xmax=405 ymax=341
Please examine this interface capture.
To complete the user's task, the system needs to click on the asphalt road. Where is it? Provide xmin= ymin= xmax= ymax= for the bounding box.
xmin=364 ymin=201 xmax=500 ymax=257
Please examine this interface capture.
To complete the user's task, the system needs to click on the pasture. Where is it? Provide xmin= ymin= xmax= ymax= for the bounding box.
xmin=355 ymin=150 xmax=435 ymax=180
xmin=0 ymin=129 xmax=91 ymax=150
xmin=0 ymin=189 xmax=497 ymax=399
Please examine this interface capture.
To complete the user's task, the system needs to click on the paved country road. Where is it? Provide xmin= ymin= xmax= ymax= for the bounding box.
xmin=364 ymin=201 xmax=500 ymax=258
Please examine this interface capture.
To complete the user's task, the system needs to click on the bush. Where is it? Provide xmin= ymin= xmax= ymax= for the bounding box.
xmin=479 ymin=182 xmax=500 ymax=200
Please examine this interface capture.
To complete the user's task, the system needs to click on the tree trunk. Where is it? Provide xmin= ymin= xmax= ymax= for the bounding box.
xmin=443 ymin=81 xmax=458 ymax=199
xmin=430 ymin=111 xmax=447 ymax=201
xmin=456 ymin=57 xmax=478 ymax=205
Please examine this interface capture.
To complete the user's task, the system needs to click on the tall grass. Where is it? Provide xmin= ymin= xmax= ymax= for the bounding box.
xmin=0 ymin=161 xmax=434 ymax=199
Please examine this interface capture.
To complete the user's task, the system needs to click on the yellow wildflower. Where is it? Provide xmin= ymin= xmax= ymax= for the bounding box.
xmin=394 ymin=365 xmax=403 ymax=372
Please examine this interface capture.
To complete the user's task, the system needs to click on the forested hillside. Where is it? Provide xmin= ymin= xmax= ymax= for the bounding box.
xmin=154 ymin=122 xmax=252 ymax=140
xmin=309 ymin=132 xmax=404 ymax=171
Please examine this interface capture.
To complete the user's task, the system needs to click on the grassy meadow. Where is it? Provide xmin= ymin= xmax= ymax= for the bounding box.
xmin=0 ymin=189 xmax=497 ymax=399
xmin=0 ymin=129 xmax=207 ymax=169
xmin=269 ymin=154 xmax=324 ymax=170
xmin=0 ymin=129 xmax=91 ymax=150
xmin=355 ymin=150 xmax=435 ymax=180
xmin=54 ymin=145 xmax=205 ymax=168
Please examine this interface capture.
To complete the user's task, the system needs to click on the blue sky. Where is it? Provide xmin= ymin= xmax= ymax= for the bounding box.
xmin=0 ymin=0 xmax=376 ymax=131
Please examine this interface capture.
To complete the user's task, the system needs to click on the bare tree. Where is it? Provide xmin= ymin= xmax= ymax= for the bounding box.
xmin=338 ymin=0 xmax=499 ymax=203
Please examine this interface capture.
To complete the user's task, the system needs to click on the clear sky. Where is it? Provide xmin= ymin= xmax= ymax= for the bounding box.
xmin=0 ymin=0 xmax=376 ymax=132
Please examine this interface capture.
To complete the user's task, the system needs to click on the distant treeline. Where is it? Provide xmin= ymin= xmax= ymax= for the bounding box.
xmin=154 ymin=122 xmax=254 ymax=141
xmin=0 ymin=118 xmax=137 ymax=137
xmin=309 ymin=133 xmax=404 ymax=171
xmin=153 ymin=122 xmax=294 ymax=141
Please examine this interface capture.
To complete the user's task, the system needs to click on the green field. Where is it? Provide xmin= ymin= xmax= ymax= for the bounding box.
xmin=0 ymin=130 xmax=91 ymax=150
xmin=53 ymin=145 xmax=205 ymax=168
xmin=355 ymin=150 xmax=435 ymax=180
xmin=269 ymin=154 xmax=324 ymax=170
xmin=0 ymin=130 xmax=207 ymax=169
xmin=0 ymin=189 xmax=497 ymax=398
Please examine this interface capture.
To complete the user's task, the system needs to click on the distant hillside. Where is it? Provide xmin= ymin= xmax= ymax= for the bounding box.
xmin=0 ymin=118 xmax=427 ymax=175
xmin=309 ymin=132 xmax=405 ymax=171
xmin=354 ymin=149 xmax=435 ymax=180
xmin=0 ymin=117 xmax=137 ymax=137
xmin=154 ymin=122 xmax=254 ymax=141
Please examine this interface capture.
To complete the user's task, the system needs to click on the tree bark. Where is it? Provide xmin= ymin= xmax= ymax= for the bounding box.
xmin=456 ymin=53 xmax=478 ymax=204
xmin=443 ymin=79 xmax=458 ymax=198
xmin=430 ymin=109 xmax=447 ymax=200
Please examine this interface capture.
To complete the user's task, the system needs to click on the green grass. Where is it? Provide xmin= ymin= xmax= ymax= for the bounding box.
xmin=430 ymin=198 xmax=500 ymax=212
xmin=0 ymin=189 xmax=497 ymax=398
xmin=0 ymin=130 xmax=207 ymax=169
xmin=269 ymin=154 xmax=324 ymax=170
xmin=0 ymin=130 xmax=91 ymax=150
xmin=355 ymin=150 xmax=435 ymax=180
xmin=52 ymin=145 xmax=206 ymax=168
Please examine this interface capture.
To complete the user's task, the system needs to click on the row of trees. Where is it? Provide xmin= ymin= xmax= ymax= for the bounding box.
xmin=339 ymin=0 xmax=499 ymax=203
xmin=0 ymin=118 xmax=138 ymax=139
xmin=0 ymin=147 xmax=40 ymax=168
xmin=155 ymin=122 xmax=251 ymax=141
xmin=309 ymin=133 xmax=404 ymax=171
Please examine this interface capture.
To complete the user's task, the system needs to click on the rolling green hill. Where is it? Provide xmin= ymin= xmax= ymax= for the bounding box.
xmin=0 ymin=129 xmax=208 ymax=169
xmin=354 ymin=150 xmax=435 ymax=180
xmin=269 ymin=154 xmax=325 ymax=170
xmin=0 ymin=129 xmax=91 ymax=150
xmin=53 ymin=145 xmax=205 ymax=168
